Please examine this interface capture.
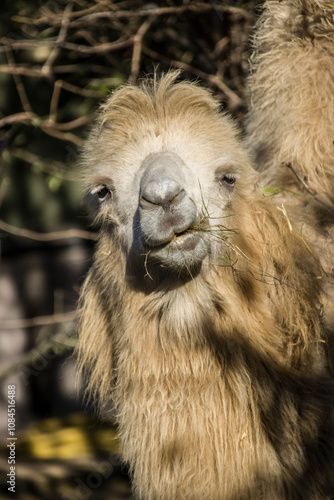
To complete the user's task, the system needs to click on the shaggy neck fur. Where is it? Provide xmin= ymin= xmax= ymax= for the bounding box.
xmin=245 ymin=0 xmax=334 ymax=361
xmin=78 ymin=197 xmax=333 ymax=500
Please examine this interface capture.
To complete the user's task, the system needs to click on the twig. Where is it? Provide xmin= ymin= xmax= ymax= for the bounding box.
xmin=49 ymin=80 xmax=101 ymax=122
xmin=0 ymin=64 xmax=111 ymax=82
xmin=49 ymin=80 xmax=63 ymax=120
xmin=0 ymin=219 xmax=97 ymax=242
xmin=1 ymin=37 xmax=133 ymax=55
xmin=208 ymin=74 xmax=243 ymax=108
xmin=0 ymin=112 xmax=85 ymax=145
xmin=142 ymin=46 xmax=243 ymax=108
xmin=284 ymin=163 xmax=334 ymax=215
xmin=129 ymin=19 xmax=153 ymax=85
xmin=4 ymin=45 xmax=33 ymax=114
xmin=0 ymin=111 xmax=37 ymax=128
xmin=9 ymin=148 xmax=76 ymax=179
xmin=143 ymin=250 xmax=153 ymax=280
xmin=42 ymin=2 xmax=73 ymax=75
xmin=1 ymin=311 xmax=78 ymax=330
xmin=0 ymin=167 xmax=10 ymax=209
xmin=39 ymin=125 xmax=84 ymax=146
xmin=53 ymin=79 xmax=103 ymax=98
xmin=11 ymin=1 xmax=106 ymax=24
xmin=45 ymin=115 xmax=94 ymax=131
xmin=67 ymin=4 xmax=250 ymax=28
xmin=0 ymin=329 xmax=76 ymax=382
xmin=0 ymin=64 xmax=43 ymax=77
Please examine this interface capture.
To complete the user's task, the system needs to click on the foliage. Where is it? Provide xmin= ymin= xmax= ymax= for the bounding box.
xmin=0 ymin=0 xmax=260 ymax=249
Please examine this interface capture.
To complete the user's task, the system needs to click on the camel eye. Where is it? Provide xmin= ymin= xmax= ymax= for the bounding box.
xmin=219 ymin=175 xmax=236 ymax=189
xmin=97 ymin=186 xmax=111 ymax=201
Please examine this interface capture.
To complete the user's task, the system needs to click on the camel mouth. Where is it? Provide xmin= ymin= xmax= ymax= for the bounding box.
xmin=143 ymin=230 xmax=200 ymax=251
xmin=172 ymin=231 xmax=201 ymax=251
xmin=143 ymin=231 xmax=209 ymax=270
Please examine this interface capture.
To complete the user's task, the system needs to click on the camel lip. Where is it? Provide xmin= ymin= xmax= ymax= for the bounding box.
xmin=173 ymin=232 xmax=200 ymax=251
xmin=142 ymin=231 xmax=201 ymax=253
xmin=141 ymin=232 xmax=209 ymax=270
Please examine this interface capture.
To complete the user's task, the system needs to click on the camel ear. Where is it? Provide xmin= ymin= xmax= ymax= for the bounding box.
xmin=76 ymin=267 xmax=115 ymax=408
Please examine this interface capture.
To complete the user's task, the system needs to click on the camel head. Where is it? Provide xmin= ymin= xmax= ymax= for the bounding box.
xmin=82 ymin=72 xmax=255 ymax=280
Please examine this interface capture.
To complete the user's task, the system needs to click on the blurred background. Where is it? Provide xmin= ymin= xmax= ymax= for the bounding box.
xmin=0 ymin=1 xmax=262 ymax=498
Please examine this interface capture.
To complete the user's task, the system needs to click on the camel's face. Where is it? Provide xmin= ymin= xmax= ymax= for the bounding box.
xmin=85 ymin=90 xmax=252 ymax=275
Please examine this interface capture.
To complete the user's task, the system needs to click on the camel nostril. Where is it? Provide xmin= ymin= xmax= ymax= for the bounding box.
xmin=141 ymin=178 xmax=184 ymax=206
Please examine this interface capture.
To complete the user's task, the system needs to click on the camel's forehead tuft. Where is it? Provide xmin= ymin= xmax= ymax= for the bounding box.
xmin=98 ymin=71 xmax=222 ymax=133
xmin=81 ymin=72 xmax=247 ymax=184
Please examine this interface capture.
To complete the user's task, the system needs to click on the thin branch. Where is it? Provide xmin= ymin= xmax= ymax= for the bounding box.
xmin=0 ymin=38 xmax=57 ymax=50
xmin=10 ymin=148 xmax=76 ymax=179
xmin=54 ymin=63 xmax=114 ymax=75
xmin=142 ymin=45 xmax=243 ymax=108
xmin=1 ymin=37 xmax=133 ymax=55
xmin=0 ymin=110 xmax=88 ymax=147
xmin=0 ymin=329 xmax=76 ymax=382
xmin=11 ymin=1 xmax=106 ymax=24
xmin=0 ymin=64 xmax=44 ymax=77
xmin=1 ymin=311 xmax=78 ymax=330
xmin=49 ymin=79 xmax=63 ymax=120
xmin=0 ymin=111 xmax=37 ymax=128
xmin=67 ymin=4 xmax=250 ymax=28
xmin=4 ymin=45 xmax=33 ymax=113
xmin=41 ymin=1 xmax=73 ymax=75
xmin=129 ymin=19 xmax=153 ymax=85
xmin=284 ymin=163 xmax=334 ymax=215
xmin=0 ymin=219 xmax=97 ymax=242
xmin=53 ymin=79 xmax=104 ymax=99
xmin=0 ymin=112 xmax=84 ymax=145
xmin=0 ymin=64 xmax=111 ymax=82
xmin=207 ymin=74 xmax=243 ymax=109
xmin=59 ymin=38 xmax=133 ymax=54
xmin=45 ymin=114 xmax=95 ymax=131
xmin=0 ymin=168 xmax=10 ymax=209
xmin=39 ymin=124 xmax=84 ymax=146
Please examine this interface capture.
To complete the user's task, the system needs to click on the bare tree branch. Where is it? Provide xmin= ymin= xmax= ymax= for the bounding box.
xmin=42 ymin=2 xmax=74 ymax=76
xmin=0 ymin=328 xmax=76 ymax=382
xmin=10 ymin=148 xmax=76 ymax=179
xmin=1 ymin=37 xmax=134 ymax=55
xmin=0 ymin=219 xmax=97 ymax=242
xmin=4 ymin=45 xmax=33 ymax=114
xmin=1 ymin=310 xmax=78 ymax=330
xmin=39 ymin=125 xmax=84 ymax=146
xmin=45 ymin=115 xmax=95 ymax=131
xmin=0 ymin=111 xmax=37 ymax=127
xmin=0 ymin=64 xmax=112 ymax=80
xmin=142 ymin=46 xmax=243 ymax=108
xmin=67 ymin=4 xmax=250 ymax=28
xmin=129 ymin=19 xmax=153 ymax=85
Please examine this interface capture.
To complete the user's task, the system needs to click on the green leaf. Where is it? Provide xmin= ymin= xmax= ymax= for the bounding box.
xmin=260 ymin=187 xmax=280 ymax=197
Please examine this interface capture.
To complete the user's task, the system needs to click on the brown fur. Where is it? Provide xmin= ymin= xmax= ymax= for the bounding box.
xmin=246 ymin=0 xmax=334 ymax=337
xmin=77 ymin=70 xmax=334 ymax=499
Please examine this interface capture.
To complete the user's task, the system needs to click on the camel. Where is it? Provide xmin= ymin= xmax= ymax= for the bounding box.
xmin=77 ymin=66 xmax=334 ymax=498
xmin=246 ymin=0 xmax=334 ymax=340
